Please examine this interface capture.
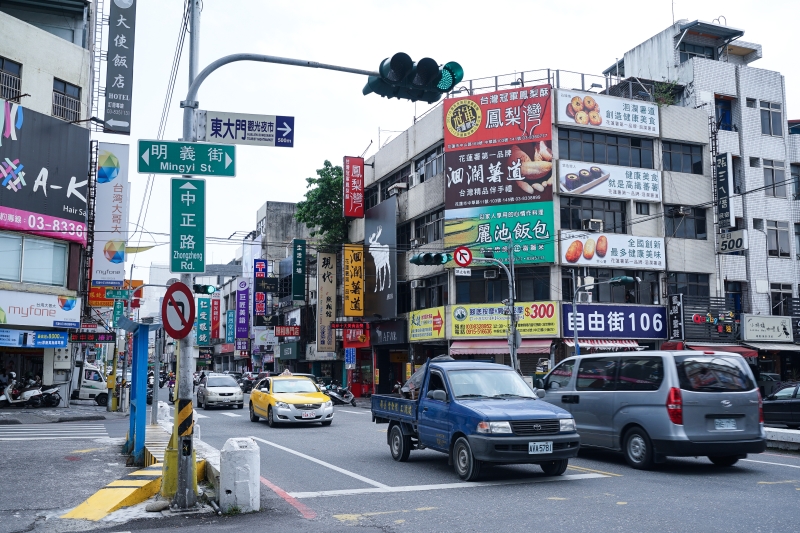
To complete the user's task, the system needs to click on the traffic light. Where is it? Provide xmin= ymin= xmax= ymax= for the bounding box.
xmin=409 ymin=253 xmax=452 ymax=265
xmin=192 ymin=284 xmax=216 ymax=294
xmin=363 ymin=53 xmax=463 ymax=104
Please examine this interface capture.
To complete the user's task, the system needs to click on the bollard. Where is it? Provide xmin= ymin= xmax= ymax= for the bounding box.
xmin=219 ymin=437 xmax=260 ymax=513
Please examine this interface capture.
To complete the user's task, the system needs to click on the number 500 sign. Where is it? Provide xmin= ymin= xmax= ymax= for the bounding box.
xmin=718 ymin=230 xmax=748 ymax=254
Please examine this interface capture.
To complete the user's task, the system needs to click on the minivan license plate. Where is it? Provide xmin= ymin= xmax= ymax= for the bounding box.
xmin=528 ymin=442 xmax=553 ymax=454
xmin=301 ymin=411 xmax=316 ymax=419
xmin=714 ymin=418 xmax=736 ymax=430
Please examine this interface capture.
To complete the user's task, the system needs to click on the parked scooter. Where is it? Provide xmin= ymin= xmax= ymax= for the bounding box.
xmin=0 ymin=373 xmax=44 ymax=407
xmin=40 ymin=384 xmax=62 ymax=407
xmin=323 ymin=381 xmax=356 ymax=406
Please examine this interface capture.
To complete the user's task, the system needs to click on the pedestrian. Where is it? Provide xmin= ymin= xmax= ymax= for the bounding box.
xmin=199 ymin=371 xmax=206 ymax=381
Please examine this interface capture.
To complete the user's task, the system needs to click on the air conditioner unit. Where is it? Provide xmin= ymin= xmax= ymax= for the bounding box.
xmin=387 ymin=182 xmax=408 ymax=196
xmin=483 ymin=270 xmax=498 ymax=279
xmin=410 ymin=237 xmax=425 ymax=248
xmin=581 ymin=219 xmax=603 ymax=232
xmin=577 ymin=292 xmax=593 ymax=303
xmin=410 ymin=279 xmax=426 ymax=289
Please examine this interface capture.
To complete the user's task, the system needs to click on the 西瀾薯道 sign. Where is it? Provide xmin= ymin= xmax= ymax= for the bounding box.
xmin=343 ymin=245 xmax=364 ymax=317
xmin=103 ymin=0 xmax=137 ymax=134
xmin=170 ymin=178 xmax=205 ymax=273
xmin=138 ymin=140 xmax=235 ymax=177
xmin=450 ymin=302 xmax=559 ymax=338
xmin=198 ymin=110 xmax=294 ymax=148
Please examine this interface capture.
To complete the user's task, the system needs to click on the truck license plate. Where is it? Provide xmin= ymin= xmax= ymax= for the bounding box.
xmin=528 ymin=441 xmax=553 ymax=454
xmin=301 ymin=411 xmax=316 ymax=419
xmin=714 ymin=418 xmax=736 ymax=430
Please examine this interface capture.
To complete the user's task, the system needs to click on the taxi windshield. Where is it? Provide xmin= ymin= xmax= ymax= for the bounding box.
xmin=273 ymin=379 xmax=318 ymax=394
xmin=447 ymin=369 xmax=536 ymax=399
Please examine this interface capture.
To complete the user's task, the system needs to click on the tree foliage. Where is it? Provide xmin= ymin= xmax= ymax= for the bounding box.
xmin=295 ymin=160 xmax=348 ymax=248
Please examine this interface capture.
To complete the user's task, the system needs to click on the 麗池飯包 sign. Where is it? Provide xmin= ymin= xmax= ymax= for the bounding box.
xmin=450 ymin=302 xmax=559 ymax=338
xmin=0 ymin=290 xmax=80 ymax=328
xmin=317 ymin=252 xmax=336 ymax=352
xmin=343 ymin=245 xmax=364 ymax=317
xmin=343 ymin=156 xmax=365 ymax=218
xmin=558 ymin=160 xmax=661 ymax=203
xmin=741 ymin=314 xmax=793 ymax=342
xmin=198 ymin=110 xmax=294 ymax=148
xmin=556 ymin=90 xmax=660 ymax=136
xmin=409 ymin=307 xmax=445 ymax=341
xmin=561 ymin=231 xmax=665 ymax=270
xmin=562 ymin=303 xmax=667 ymax=340
xmin=92 ymin=143 xmax=130 ymax=287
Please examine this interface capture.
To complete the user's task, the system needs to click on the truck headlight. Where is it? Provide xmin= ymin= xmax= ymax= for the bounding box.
xmin=476 ymin=421 xmax=513 ymax=434
xmin=560 ymin=418 xmax=576 ymax=432
xmin=275 ymin=401 xmax=290 ymax=409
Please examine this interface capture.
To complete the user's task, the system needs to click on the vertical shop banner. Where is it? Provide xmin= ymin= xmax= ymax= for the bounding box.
xmin=225 ymin=309 xmax=235 ymax=343
xmin=92 ymin=143 xmax=130 ymax=287
xmin=715 ymin=153 xmax=733 ymax=229
xmin=291 ymin=239 xmax=306 ymax=301
xmin=343 ymin=244 xmax=364 ymax=317
xmin=235 ymin=279 xmax=250 ymax=340
xmin=667 ymin=294 xmax=684 ymax=341
xmin=103 ymin=0 xmax=137 ymax=134
xmin=364 ymin=198 xmax=397 ymax=319
xmin=197 ymin=297 xmax=210 ymax=346
xmin=343 ymin=156 xmax=365 ymax=218
xmin=317 ymin=252 xmax=337 ymax=352
xmin=253 ymin=258 xmax=268 ymax=326
xmin=211 ymin=294 xmax=221 ymax=338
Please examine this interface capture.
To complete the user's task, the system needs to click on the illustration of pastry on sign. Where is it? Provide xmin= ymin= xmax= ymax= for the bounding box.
xmin=506 ymin=142 xmax=553 ymax=195
xmin=565 ymin=95 xmax=602 ymax=126
xmin=564 ymin=235 xmax=608 ymax=263
xmin=560 ymin=165 xmax=608 ymax=193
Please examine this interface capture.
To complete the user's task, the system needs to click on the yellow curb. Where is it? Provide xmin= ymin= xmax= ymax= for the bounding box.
xmin=61 ymin=464 xmax=163 ymax=521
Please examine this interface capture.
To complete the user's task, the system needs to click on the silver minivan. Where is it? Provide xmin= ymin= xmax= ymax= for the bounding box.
xmin=539 ymin=350 xmax=766 ymax=469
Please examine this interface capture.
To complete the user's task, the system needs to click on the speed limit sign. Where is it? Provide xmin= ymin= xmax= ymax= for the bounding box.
xmin=717 ymin=230 xmax=748 ymax=254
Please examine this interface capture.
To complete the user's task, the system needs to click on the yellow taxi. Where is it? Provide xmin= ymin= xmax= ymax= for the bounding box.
xmin=249 ymin=373 xmax=334 ymax=427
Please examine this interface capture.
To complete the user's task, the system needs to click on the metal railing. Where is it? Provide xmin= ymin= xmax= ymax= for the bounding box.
xmin=0 ymin=71 xmax=21 ymax=100
xmin=52 ymin=91 xmax=81 ymax=122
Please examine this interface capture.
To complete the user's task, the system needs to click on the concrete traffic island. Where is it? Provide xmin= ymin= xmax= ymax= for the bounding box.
xmin=219 ymin=437 xmax=260 ymax=513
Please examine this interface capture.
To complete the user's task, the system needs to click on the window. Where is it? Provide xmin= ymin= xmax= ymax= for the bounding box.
xmin=763 ymin=159 xmax=786 ymax=197
xmin=427 ymin=371 xmax=447 ymax=396
xmin=675 ymin=355 xmax=756 ymax=392
xmin=679 ymin=42 xmax=714 ymax=63
xmin=560 ymin=196 xmax=627 ymax=234
xmin=715 ymin=98 xmax=733 ymax=131
xmin=515 ymin=267 xmax=551 ymax=302
xmin=52 ymin=78 xmax=81 ymax=122
xmin=749 ymin=157 xmax=760 ymax=168
xmin=662 ymin=142 xmax=703 ymax=174
xmin=767 ymin=220 xmax=790 ymax=257
xmin=667 ymin=272 xmax=710 ymax=297
xmin=746 ymin=98 xmax=757 ymax=109
xmin=415 ymin=273 xmax=448 ymax=310
xmin=0 ymin=56 xmax=22 ymax=100
xmin=760 ymin=101 xmax=783 ymax=136
xmin=635 ymin=202 xmax=650 ymax=216
xmin=725 ymin=281 xmax=744 ymax=313
xmin=397 ymin=281 xmax=412 ymax=314
xmin=617 ymin=357 xmax=663 ymax=391
xmin=792 ymin=165 xmax=800 ymax=199
xmin=796 ymin=224 xmax=800 ymax=259
xmin=380 ymin=165 xmax=411 ymax=201
xmin=414 ymin=209 xmax=444 ymax=243
xmin=576 ymin=358 xmax=617 ymax=391
xmin=364 ymin=186 xmax=378 ymax=210
xmin=456 ymin=267 xmax=549 ymax=304
xmin=664 ymin=205 xmax=707 ymax=239
xmin=415 ymin=147 xmax=443 ymax=184
xmin=557 ymin=129 xmax=654 ymax=169
xmin=562 ymin=268 xmax=659 ymax=304
xmin=773 ymin=386 xmax=797 ymax=400
xmin=545 ymin=360 xmax=574 ymax=390
xmin=397 ymin=222 xmax=411 ymax=253
xmin=0 ymin=232 xmax=66 ymax=286
xmin=770 ymin=284 xmax=792 ymax=316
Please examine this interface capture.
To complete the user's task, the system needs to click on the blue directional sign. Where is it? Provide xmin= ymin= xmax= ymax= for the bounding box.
xmin=199 ymin=110 xmax=294 ymax=148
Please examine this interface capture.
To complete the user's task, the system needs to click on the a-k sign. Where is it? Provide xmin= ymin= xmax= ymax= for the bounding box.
xmin=170 ymin=178 xmax=205 ymax=273
xmin=138 ymin=140 xmax=235 ymax=177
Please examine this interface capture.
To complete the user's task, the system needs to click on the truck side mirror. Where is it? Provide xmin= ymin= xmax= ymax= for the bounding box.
xmin=427 ymin=389 xmax=447 ymax=401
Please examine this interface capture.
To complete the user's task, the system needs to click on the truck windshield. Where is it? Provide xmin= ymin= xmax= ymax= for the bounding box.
xmin=447 ymin=369 xmax=536 ymax=399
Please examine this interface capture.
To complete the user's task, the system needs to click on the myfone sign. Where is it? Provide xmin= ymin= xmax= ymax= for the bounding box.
xmin=196 ymin=110 xmax=294 ymax=148
xmin=138 ymin=140 xmax=235 ymax=176
xmin=170 ymin=178 xmax=205 ymax=273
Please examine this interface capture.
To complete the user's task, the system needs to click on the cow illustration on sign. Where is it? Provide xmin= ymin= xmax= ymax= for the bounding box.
xmin=368 ymin=225 xmax=391 ymax=292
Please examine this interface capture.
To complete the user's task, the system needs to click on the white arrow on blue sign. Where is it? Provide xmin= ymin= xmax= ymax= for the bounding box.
xmin=198 ymin=110 xmax=294 ymax=148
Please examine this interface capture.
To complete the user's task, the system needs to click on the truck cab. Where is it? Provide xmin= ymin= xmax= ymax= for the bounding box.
xmin=70 ymin=362 xmax=109 ymax=406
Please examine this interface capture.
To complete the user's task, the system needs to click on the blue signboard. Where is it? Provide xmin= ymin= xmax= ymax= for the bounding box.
xmin=226 ymin=309 xmax=235 ymax=343
xmin=32 ymin=331 xmax=69 ymax=347
xmin=345 ymin=348 xmax=356 ymax=365
xmin=0 ymin=329 xmax=69 ymax=348
xmin=562 ymin=303 xmax=667 ymax=340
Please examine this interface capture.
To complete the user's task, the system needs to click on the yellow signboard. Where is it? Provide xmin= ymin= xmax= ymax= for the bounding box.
xmin=343 ymin=244 xmax=364 ymax=317
xmin=409 ymin=306 xmax=445 ymax=341
xmin=450 ymin=302 xmax=560 ymax=338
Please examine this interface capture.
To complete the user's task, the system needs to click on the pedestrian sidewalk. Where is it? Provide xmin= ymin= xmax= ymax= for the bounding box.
xmin=0 ymin=400 xmax=128 ymax=425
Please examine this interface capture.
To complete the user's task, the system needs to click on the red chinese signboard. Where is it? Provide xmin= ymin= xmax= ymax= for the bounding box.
xmin=70 ymin=332 xmax=116 ymax=343
xmin=343 ymin=327 xmax=370 ymax=349
xmin=275 ymin=325 xmax=301 ymax=337
xmin=211 ymin=297 xmax=220 ymax=338
xmin=343 ymin=156 xmax=365 ymax=218
xmin=330 ymin=322 xmax=368 ymax=330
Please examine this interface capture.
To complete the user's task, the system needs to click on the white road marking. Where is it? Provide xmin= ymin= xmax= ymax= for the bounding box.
xmin=219 ymin=412 xmax=242 ymax=417
xmin=0 ymin=423 xmax=109 ymax=441
xmin=193 ymin=411 xmax=209 ymax=419
xmin=742 ymin=458 xmax=800 ymax=469
xmin=289 ymin=473 xmax=607 ymax=499
xmin=338 ymin=410 xmax=368 ymax=415
xmin=250 ymin=436 xmax=389 ymax=488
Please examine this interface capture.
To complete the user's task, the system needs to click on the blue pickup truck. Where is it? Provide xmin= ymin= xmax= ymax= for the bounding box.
xmin=371 ymin=359 xmax=580 ymax=481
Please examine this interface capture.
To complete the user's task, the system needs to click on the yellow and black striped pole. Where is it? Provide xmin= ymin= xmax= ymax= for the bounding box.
xmin=177 ymin=399 xmax=193 ymax=438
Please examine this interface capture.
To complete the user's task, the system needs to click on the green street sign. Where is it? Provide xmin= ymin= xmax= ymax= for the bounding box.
xmin=113 ymin=299 xmax=124 ymax=326
xmin=105 ymin=289 xmax=132 ymax=300
xmin=170 ymin=178 xmax=206 ymax=273
xmin=138 ymin=139 xmax=236 ymax=177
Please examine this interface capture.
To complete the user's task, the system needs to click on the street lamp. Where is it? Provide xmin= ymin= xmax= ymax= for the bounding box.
xmin=571 ymin=276 xmax=640 ymax=355
xmin=472 ymin=248 xmax=519 ymax=372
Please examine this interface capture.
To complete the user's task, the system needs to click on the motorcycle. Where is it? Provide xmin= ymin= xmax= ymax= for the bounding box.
xmin=0 ymin=373 xmax=44 ymax=408
xmin=323 ymin=381 xmax=356 ymax=407
xmin=40 ymin=384 xmax=62 ymax=407
xmin=167 ymin=377 xmax=176 ymax=404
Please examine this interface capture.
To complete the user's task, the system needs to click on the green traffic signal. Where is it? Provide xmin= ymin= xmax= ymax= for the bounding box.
xmin=437 ymin=62 xmax=464 ymax=92
xmin=364 ymin=53 xmax=463 ymax=104
xmin=192 ymin=284 xmax=216 ymax=294
xmin=409 ymin=253 xmax=452 ymax=265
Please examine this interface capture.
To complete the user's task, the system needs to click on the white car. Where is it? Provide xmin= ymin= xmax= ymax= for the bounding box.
xmin=197 ymin=374 xmax=244 ymax=409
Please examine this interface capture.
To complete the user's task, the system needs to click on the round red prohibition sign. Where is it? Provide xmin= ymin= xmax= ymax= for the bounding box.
xmin=161 ymin=282 xmax=196 ymax=339
xmin=453 ymin=246 xmax=473 ymax=267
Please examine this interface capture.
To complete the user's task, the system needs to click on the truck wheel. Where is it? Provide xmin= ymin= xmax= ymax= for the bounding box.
xmin=623 ymin=426 xmax=655 ymax=470
xmin=540 ymin=459 xmax=569 ymax=476
xmin=453 ymin=437 xmax=482 ymax=481
xmin=390 ymin=425 xmax=411 ymax=462
xmin=708 ymin=455 xmax=740 ymax=467
xmin=95 ymin=393 xmax=108 ymax=407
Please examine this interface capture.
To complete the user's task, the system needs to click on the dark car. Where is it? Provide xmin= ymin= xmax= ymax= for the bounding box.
xmin=762 ymin=384 xmax=800 ymax=429
xmin=240 ymin=372 xmax=258 ymax=393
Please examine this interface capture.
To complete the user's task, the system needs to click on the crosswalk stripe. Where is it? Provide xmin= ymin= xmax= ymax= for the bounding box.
xmin=0 ymin=422 xmax=109 ymax=441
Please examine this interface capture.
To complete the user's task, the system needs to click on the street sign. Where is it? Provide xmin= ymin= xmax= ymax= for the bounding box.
xmin=113 ymin=299 xmax=124 ymax=326
xmin=275 ymin=325 xmax=301 ymax=337
xmin=138 ymin=140 xmax=236 ymax=177
xmin=161 ymin=282 xmax=196 ymax=340
xmin=105 ymin=288 xmax=132 ymax=299
xmin=170 ymin=178 xmax=206 ymax=273
xmin=454 ymin=246 xmax=473 ymax=267
xmin=455 ymin=267 xmax=471 ymax=277
xmin=718 ymin=229 xmax=748 ymax=254
xmin=196 ymin=110 xmax=295 ymax=148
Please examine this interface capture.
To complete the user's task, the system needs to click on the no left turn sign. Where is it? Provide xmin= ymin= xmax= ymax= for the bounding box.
xmin=161 ymin=282 xmax=196 ymax=339
xmin=454 ymin=246 xmax=473 ymax=267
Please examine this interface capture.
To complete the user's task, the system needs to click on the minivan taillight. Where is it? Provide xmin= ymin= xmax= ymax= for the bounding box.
xmin=757 ymin=390 xmax=764 ymax=424
xmin=666 ymin=387 xmax=683 ymax=425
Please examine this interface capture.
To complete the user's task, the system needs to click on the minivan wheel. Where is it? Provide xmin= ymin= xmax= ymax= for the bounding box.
xmin=540 ymin=459 xmax=569 ymax=476
xmin=623 ymin=427 xmax=655 ymax=470
xmin=708 ymin=455 xmax=740 ymax=467
xmin=453 ymin=437 xmax=482 ymax=481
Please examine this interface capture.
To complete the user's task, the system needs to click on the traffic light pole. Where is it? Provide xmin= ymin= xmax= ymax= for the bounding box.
xmin=472 ymin=254 xmax=519 ymax=373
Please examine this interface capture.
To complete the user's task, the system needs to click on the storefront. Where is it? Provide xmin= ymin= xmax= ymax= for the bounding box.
xmin=214 ymin=343 xmax=234 ymax=372
xmin=305 ymin=343 xmax=343 ymax=385
xmin=371 ymin=320 xmax=407 ymax=395
xmin=740 ymin=314 xmax=798 ymax=380
xmin=276 ymin=341 xmax=300 ymax=373
xmin=342 ymin=327 xmax=371 ymax=397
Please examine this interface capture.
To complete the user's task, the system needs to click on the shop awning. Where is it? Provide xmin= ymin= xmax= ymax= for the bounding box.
xmin=564 ymin=339 xmax=640 ymax=350
xmin=742 ymin=342 xmax=800 ymax=353
xmin=686 ymin=343 xmax=757 ymax=359
xmin=449 ymin=339 xmax=552 ymax=356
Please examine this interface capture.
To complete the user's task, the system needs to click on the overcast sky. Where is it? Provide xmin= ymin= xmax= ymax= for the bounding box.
xmin=92 ymin=0 xmax=800 ymax=284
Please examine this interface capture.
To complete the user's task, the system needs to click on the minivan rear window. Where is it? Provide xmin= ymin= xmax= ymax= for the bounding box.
xmin=675 ymin=356 xmax=755 ymax=392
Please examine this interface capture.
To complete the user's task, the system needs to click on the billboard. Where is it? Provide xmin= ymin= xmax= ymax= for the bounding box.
xmin=558 ymin=160 xmax=661 ymax=202
xmin=561 ymin=231 xmax=665 ymax=270
xmin=556 ymin=89 xmax=660 ymax=136
xmin=92 ymin=143 xmax=130 ymax=287
xmin=741 ymin=315 xmax=793 ymax=342
xmin=317 ymin=252 xmax=336 ymax=352
xmin=0 ymin=101 xmax=90 ymax=244
xmin=409 ymin=307 xmax=445 ymax=342
xmin=253 ymin=258 xmax=269 ymax=326
xmin=0 ymin=290 xmax=80 ymax=328
xmin=343 ymin=244 xmax=364 ymax=317
xmin=562 ymin=303 xmax=667 ymax=340
xmin=364 ymin=198 xmax=397 ymax=319
xmin=235 ymin=278 xmax=250 ymax=339
xmin=450 ymin=302 xmax=559 ymax=338
xmin=343 ymin=156 xmax=365 ymax=218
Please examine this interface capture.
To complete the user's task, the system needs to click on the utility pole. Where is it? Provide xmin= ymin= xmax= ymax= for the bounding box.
xmin=150 ymin=327 xmax=163 ymax=425
xmin=472 ymin=248 xmax=519 ymax=372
